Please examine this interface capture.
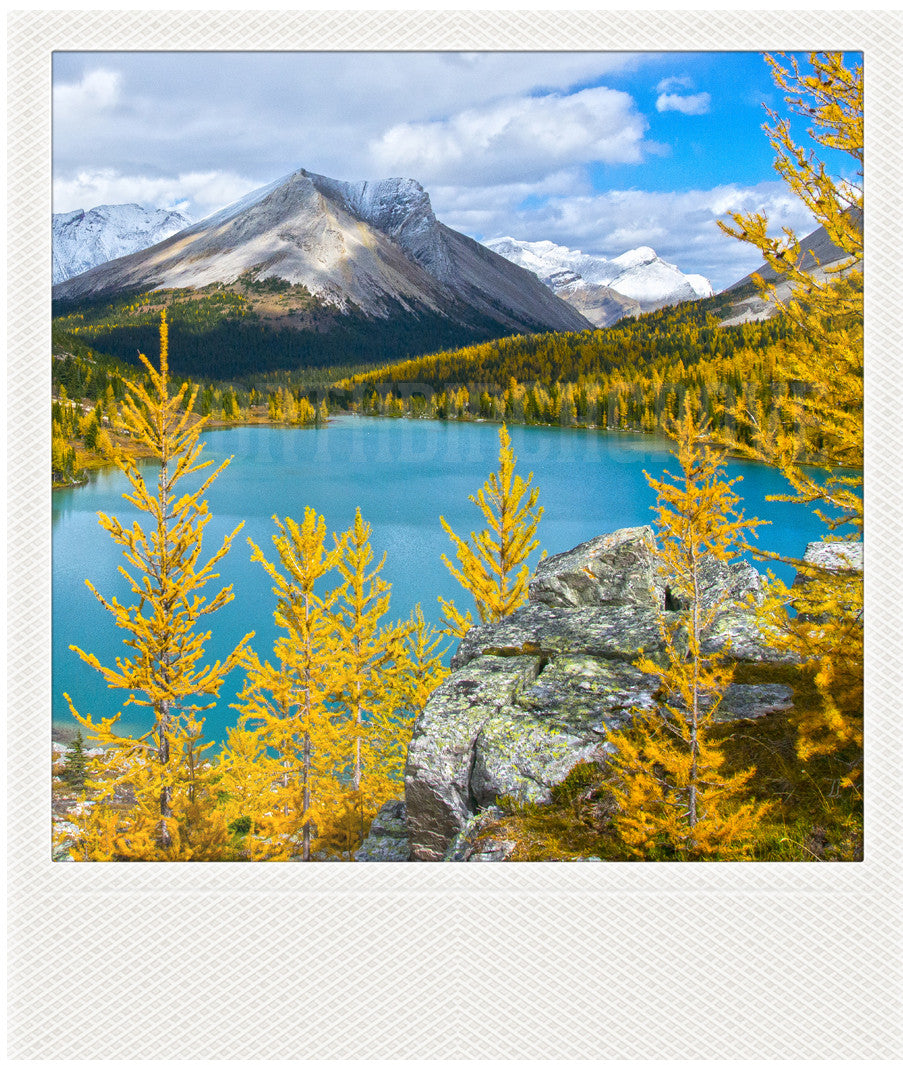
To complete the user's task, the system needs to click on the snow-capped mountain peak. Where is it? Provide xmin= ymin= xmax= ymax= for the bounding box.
xmin=608 ymin=246 xmax=658 ymax=271
xmin=51 ymin=168 xmax=591 ymax=338
xmin=483 ymin=236 xmax=713 ymax=324
xmin=52 ymin=203 xmax=193 ymax=284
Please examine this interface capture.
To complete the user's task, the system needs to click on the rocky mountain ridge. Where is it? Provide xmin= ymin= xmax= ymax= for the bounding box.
xmin=718 ymin=208 xmax=862 ymax=327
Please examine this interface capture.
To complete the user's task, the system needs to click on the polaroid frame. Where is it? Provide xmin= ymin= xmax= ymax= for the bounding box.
xmin=8 ymin=9 xmax=901 ymax=1059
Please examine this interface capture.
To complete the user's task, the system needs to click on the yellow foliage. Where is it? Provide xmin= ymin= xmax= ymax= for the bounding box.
xmin=717 ymin=52 xmax=863 ymax=775
xmin=64 ymin=312 xmax=253 ymax=855
xmin=438 ymin=424 xmax=543 ymax=637
xmin=61 ymin=712 xmax=235 ymax=861
xmin=232 ymin=508 xmax=347 ymax=860
xmin=605 ymin=402 xmax=768 ymax=858
xmin=329 ymin=509 xmax=413 ymax=852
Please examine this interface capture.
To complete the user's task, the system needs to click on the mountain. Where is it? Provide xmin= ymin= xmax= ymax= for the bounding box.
xmin=52 ymin=170 xmax=591 ymax=376
xmin=52 ymin=204 xmax=192 ymax=284
xmin=719 ymin=209 xmax=862 ymax=327
xmin=483 ymin=237 xmax=713 ymax=326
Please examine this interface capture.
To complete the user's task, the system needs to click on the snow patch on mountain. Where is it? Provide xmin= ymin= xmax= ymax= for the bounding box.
xmin=484 ymin=237 xmax=713 ymax=314
xmin=52 ymin=204 xmax=193 ymax=284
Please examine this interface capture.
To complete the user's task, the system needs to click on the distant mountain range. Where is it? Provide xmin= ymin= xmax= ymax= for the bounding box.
xmin=51 ymin=171 xmax=850 ymax=378
xmin=52 ymin=204 xmax=193 ymax=285
xmin=484 ymin=237 xmax=713 ymax=326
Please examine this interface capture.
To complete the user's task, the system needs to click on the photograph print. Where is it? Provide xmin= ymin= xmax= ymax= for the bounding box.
xmin=50 ymin=49 xmax=863 ymax=863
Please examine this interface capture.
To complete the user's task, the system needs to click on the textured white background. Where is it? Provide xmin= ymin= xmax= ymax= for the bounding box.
xmin=8 ymin=9 xmax=902 ymax=1059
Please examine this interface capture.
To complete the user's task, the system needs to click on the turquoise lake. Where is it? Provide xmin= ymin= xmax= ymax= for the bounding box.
xmin=52 ymin=416 xmax=828 ymax=747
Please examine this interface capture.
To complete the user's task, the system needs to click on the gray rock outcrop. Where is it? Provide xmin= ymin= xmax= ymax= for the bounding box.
xmin=404 ymin=525 xmax=794 ymax=861
xmin=789 ymin=539 xmax=863 ymax=623
xmin=353 ymin=799 xmax=410 ymax=861
xmin=527 ymin=525 xmax=663 ymax=610
xmin=792 ymin=540 xmax=863 ymax=584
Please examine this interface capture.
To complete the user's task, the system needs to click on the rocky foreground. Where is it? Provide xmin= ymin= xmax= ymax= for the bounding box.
xmin=356 ymin=525 xmax=860 ymax=862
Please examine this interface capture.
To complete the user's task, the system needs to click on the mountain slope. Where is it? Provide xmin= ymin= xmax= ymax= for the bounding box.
xmin=52 ymin=170 xmax=590 ymax=341
xmin=719 ymin=209 xmax=862 ymax=326
xmin=52 ymin=204 xmax=192 ymax=284
xmin=484 ymin=237 xmax=713 ymax=325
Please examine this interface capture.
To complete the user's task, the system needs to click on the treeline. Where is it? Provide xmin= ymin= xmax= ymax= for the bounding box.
xmin=51 ymin=330 xmax=337 ymax=485
xmin=343 ymin=290 xmax=791 ymax=390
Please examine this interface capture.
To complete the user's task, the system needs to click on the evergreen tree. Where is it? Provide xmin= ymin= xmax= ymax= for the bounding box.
xmin=438 ymin=424 xmax=544 ymax=637
xmin=61 ymin=730 xmax=88 ymax=790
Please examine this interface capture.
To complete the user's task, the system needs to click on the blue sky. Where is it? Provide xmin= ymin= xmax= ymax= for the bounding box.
xmin=51 ymin=50 xmax=858 ymax=290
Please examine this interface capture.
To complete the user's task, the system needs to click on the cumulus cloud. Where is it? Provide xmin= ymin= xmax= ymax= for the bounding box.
xmin=53 ymin=68 xmax=121 ymax=118
xmin=52 ymin=168 xmax=260 ymax=219
xmin=434 ymin=180 xmax=817 ymax=291
xmin=656 ymin=92 xmax=711 ymax=115
xmin=370 ymin=86 xmax=648 ymax=186
xmin=51 ymin=52 xmax=648 ymax=194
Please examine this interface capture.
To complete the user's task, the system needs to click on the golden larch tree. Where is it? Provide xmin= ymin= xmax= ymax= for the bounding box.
xmin=438 ymin=423 xmax=543 ymax=637
xmin=605 ymin=403 xmax=768 ymax=858
xmin=386 ymin=604 xmax=449 ymax=721
xmin=231 ymin=509 xmax=347 ymax=860
xmin=64 ymin=312 xmax=253 ymax=857
xmin=717 ymin=51 xmax=863 ymax=775
xmin=330 ymin=508 xmax=411 ymax=852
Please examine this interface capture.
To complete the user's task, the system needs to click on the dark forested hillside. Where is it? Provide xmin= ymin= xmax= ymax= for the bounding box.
xmin=343 ymin=285 xmax=791 ymax=390
xmin=52 ymin=280 xmax=548 ymax=378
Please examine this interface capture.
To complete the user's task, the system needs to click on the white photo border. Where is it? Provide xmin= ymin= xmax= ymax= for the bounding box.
xmin=8 ymin=9 xmax=902 ymax=1059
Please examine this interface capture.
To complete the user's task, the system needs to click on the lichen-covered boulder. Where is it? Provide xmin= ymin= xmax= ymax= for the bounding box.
xmin=469 ymin=708 xmax=605 ymax=809
xmin=405 ymin=656 xmax=542 ymax=862
xmin=444 ymin=807 xmax=509 ymax=861
xmin=528 ymin=525 xmax=663 ymax=609
xmin=662 ymin=553 xmax=765 ymax=612
xmin=451 ymin=602 xmax=666 ymax=669
xmin=514 ymin=655 xmax=659 ymax=725
xmin=406 ymin=653 xmax=663 ymax=859
xmin=716 ymin=683 xmax=794 ymax=721
xmin=790 ymin=540 xmax=863 ymax=622
xmin=793 ymin=540 xmax=863 ymax=583
xmin=701 ymin=610 xmax=799 ymax=664
xmin=354 ymin=799 xmax=410 ymax=862
xmin=405 ymin=529 xmax=804 ymax=861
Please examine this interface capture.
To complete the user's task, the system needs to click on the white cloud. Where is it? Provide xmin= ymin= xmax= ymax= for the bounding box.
xmin=435 ymin=180 xmax=818 ymax=291
xmin=53 ymin=68 xmax=121 ymax=118
xmin=656 ymin=92 xmax=711 ymax=116
xmin=51 ymin=52 xmax=650 ymax=194
xmin=52 ymin=168 xmax=260 ymax=219
xmin=656 ymin=76 xmax=694 ymax=94
xmin=370 ymin=86 xmax=648 ymax=186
